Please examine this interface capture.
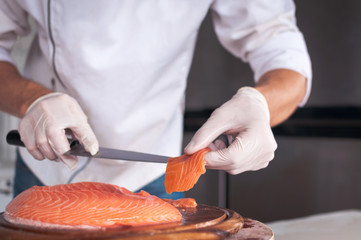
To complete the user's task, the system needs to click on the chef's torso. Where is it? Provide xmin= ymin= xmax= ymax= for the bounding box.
xmin=0 ymin=0 xmax=312 ymax=190
xmin=15 ymin=0 xmax=212 ymax=190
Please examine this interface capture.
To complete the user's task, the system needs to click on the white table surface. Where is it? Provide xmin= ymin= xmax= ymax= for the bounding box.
xmin=267 ymin=209 xmax=361 ymax=240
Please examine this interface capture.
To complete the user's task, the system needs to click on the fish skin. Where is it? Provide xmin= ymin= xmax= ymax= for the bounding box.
xmin=164 ymin=148 xmax=210 ymax=194
xmin=5 ymin=182 xmax=182 ymax=229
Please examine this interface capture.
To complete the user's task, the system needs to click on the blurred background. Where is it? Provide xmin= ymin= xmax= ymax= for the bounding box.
xmin=1 ymin=0 xmax=361 ymax=224
xmin=184 ymin=0 xmax=361 ymax=223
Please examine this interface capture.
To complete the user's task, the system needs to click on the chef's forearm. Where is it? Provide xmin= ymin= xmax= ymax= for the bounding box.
xmin=255 ymin=69 xmax=307 ymax=127
xmin=0 ymin=61 xmax=52 ymax=118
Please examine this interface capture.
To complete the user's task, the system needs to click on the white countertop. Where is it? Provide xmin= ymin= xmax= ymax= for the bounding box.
xmin=267 ymin=209 xmax=361 ymax=240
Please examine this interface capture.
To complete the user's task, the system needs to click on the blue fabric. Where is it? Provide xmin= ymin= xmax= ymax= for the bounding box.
xmin=13 ymin=152 xmax=184 ymax=199
xmin=13 ymin=151 xmax=44 ymax=198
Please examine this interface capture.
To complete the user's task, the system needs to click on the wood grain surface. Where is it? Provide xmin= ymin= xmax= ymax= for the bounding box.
xmin=0 ymin=204 xmax=273 ymax=240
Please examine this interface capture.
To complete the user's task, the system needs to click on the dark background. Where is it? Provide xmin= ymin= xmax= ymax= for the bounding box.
xmin=184 ymin=0 xmax=361 ymax=222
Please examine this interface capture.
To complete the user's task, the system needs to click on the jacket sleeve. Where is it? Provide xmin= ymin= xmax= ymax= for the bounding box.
xmin=0 ymin=0 xmax=30 ymax=65
xmin=211 ymin=0 xmax=312 ymax=105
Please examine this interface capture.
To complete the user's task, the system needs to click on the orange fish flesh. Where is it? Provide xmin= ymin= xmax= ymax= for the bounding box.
xmin=165 ymin=148 xmax=210 ymax=194
xmin=163 ymin=198 xmax=198 ymax=208
xmin=5 ymin=182 xmax=182 ymax=229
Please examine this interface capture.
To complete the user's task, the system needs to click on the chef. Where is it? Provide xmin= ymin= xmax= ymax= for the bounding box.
xmin=0 ymin=0 xmax=311 ymax=198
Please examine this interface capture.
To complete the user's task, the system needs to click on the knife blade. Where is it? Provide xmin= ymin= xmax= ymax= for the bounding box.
xmin=6 ymin=130 xmax=170 ymax=163
xmin=66 ymin=141 xmax=170 ymax=163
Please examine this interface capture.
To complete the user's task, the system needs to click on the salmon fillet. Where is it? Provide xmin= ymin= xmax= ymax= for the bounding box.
xmin=5 ymin=182 xmax=182 ymax=229
xmin=165 ymin=148 xmax=210 ymax=194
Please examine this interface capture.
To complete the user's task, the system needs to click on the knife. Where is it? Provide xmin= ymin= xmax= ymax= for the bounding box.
xmin=6 ymin=130 xmax=170 ymax=163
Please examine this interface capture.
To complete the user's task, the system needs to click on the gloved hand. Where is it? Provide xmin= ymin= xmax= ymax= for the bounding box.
xmin=19 ymin=92 xmax=99 ymax=170
xmin=184 ymin=87 xmax=277 ymax=175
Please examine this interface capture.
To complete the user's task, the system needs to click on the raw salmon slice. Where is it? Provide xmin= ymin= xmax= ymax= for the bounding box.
xmin=165 ymin=148 xmax=210 ymax=194
xmin=5 ymin=182 xmax=182 ymax=229
xmin=163 ymin=198 xmax=198 ymax=208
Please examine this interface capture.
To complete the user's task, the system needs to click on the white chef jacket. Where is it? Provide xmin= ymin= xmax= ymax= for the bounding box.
xmin=0 ymin=0 xmax=312 ymax=191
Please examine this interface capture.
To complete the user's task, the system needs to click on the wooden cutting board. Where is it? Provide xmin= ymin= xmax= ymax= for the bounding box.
xmin=0 ymin=204 xmax=273 ymax=239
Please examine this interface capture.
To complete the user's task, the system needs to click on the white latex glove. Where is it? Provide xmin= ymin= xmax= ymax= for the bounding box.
xmin=184 ymin=87 xmax=277 ymax=175
xmin=19 ymin=93 xmax=99 ymax=170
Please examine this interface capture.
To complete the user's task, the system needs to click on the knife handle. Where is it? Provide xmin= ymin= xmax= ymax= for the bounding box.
xmin=6 ymin=130 xmax=25 ymax=147
xmin=6 ymin=130 xmax=79 ymax=148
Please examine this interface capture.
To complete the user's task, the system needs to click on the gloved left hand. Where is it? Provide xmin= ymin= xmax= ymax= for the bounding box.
xmin=184 ymin=87 xmax=277 ymax=175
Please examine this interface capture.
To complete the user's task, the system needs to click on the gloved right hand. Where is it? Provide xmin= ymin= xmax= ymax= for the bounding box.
xmin=185 ymin=87 xmax=277 ymax=175
xmin=18 ymin=92 xmax=99 ymax=170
